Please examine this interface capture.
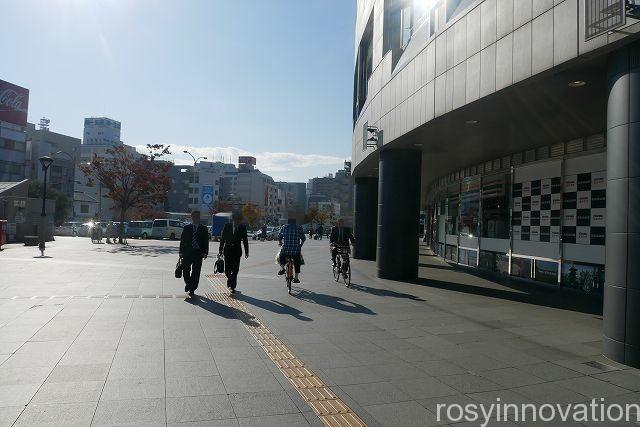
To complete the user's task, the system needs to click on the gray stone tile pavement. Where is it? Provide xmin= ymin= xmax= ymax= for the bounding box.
xmin=0 ymin=237 xmax=639 ymax=426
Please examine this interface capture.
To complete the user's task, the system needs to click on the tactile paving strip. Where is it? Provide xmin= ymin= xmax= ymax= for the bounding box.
xmin=204 ymin=274 xmax=366 ymax=427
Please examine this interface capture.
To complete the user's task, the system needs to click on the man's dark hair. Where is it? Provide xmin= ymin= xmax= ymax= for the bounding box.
xmin=288 ymin=218 xmax=296 ymax=225
xmin=191 ymin=210 xmax=201 ymax=216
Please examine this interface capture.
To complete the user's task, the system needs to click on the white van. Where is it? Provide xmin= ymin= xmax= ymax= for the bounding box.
xmin=151 ymin=219 xmax=183 ymax=240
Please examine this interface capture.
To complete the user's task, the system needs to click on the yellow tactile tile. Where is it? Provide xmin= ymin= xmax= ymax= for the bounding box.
xmin=204 ymin=274 xmax=367 ymax=427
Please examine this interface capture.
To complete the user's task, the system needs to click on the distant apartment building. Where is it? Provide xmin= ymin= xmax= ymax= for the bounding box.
xmin=218 ymin=157 xmax=281 ymax=224
xmin=74 ymin=118 xmax=133 ymax=220
xmin=26 ymin=122 xmax=81 ymax=211
xmin=308 ymin=161 xmax=353 ymax=224
xmin=277 ymin=181 xmax=307 ymax=222
xmin=165 ymin=161 xmax=237 ymax=215
xmin=83 ymin=117 xmax=122 ymax=146
xmin=0 ymin=79 xmax=29 ymax=182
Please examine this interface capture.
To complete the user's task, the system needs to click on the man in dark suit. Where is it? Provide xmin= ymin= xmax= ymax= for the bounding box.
xmin=179 ymin=210 xmax=209 ymax=296
xmin=218 ymin=211 xmax=249 ymax=293
xmin=330 ymin=218 xmax=355 ymax=266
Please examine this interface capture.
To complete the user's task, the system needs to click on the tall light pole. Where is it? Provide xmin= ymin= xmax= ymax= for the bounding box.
xmin=53 ymin=150 xmax=76 ymax=219
xmin=183 ymin=150 xmax=206 ymax=213
xmin=38 ymin=156 xmax=54 ymax=257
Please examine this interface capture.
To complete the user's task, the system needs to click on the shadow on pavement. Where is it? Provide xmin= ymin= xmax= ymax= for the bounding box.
xmin=186 ymin=295 xmax=260 ymax=327
xmin=235 ymin=293 xmax=312 ymax=322
xmin=293 ymin=288 xmax=376 ymax=315
xmin=411 ymin=276 xmax=603 ymax=315
xmin=348 ymin=283 xmax=425 ymax=301
xmin=94 ymin=244 xmax=179 ymax=257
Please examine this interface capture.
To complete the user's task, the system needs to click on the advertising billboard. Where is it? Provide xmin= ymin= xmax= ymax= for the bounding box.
xmin=201 ymin=185 xmax=214 ymax=206
xmin=0 ymin=80 xmax=29 ymax=127
xmin=238 ymin=156 xmax=256 ymax=165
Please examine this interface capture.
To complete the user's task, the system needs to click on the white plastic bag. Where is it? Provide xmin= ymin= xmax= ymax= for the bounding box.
xmin=274 ymin=247 xmax=282 ymax=265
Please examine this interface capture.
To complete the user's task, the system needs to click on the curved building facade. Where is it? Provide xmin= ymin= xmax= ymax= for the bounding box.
xmin=351 ymin=0 xmax=640 ymax=366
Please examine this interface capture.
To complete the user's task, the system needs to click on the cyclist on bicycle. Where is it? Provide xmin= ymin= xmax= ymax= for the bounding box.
xmin=330 ymin=218 xmax=355 ymax=266
xmin=277 ymin=218 xmax=306 ymax=283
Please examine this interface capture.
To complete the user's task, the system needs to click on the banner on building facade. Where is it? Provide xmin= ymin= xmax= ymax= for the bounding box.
xmin=201 ymin=185 xmax=214 ymax=207
xmin=0 ymin=80 xmax=29 ymax=127
xmin=512 ymin=160 xmax=562 ymax=244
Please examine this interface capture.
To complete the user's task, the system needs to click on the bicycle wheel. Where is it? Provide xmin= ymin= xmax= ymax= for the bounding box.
xmin=342 ymin=263 xmax=351 ymax=287
xmin=333 ymin=262 xmax=340 ymax=281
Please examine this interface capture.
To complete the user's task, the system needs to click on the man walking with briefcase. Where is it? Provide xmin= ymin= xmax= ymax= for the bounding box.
xmin=219 ymin=211 xmax=249 ymax=293
xmin=179 ymin=210 xmax=209 ymax=296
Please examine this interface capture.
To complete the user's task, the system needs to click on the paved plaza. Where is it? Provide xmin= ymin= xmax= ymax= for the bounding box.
xmin=0 ymin=237 xmax=639 ymax=426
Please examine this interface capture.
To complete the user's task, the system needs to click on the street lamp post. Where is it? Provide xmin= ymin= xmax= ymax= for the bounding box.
xmin=38 ymin=156 xmax=54 ymax=257
xmin=183 ymin=150 xmax=207 ymax=213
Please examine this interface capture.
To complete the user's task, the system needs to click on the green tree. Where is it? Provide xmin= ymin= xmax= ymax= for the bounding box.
xmin=28 ymin=181 xmax=69 ymax=225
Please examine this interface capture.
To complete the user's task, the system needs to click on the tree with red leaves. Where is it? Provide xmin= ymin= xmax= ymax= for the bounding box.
xmin=80 ymin=144 xmax=171 ymax=243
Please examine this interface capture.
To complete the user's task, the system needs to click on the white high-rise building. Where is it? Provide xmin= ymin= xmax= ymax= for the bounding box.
xmin=82 ymin=117 xmax=121 ymax=146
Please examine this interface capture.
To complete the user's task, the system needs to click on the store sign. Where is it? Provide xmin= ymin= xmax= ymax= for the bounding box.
xmin=13 ymin=199 xmax=26 ymax=208
xmin=14 ymin=212 xmax=25 ymax=224
xmin=0 ymin=80 xmax=29 ymax=127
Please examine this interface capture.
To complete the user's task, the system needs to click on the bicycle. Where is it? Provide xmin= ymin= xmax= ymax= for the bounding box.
xmin=332 ymin=245 xmax=351 ymax=287
xmin=284 ymin=256 xmax=294 ymax=294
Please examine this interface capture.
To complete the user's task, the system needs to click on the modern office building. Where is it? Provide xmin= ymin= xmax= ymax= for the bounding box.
xmin=308 ymin=162 xmax=354 ymax=224
xmin=351 ymin=0 xmax=640 ymax=366
xmin=165 ymin=164 xmax=194 ymax=213
xmin=277 ymin=181 xmax=307 ymax=221
xmin=220 ymin=157 xmax=281 ymax=223
xmin=26 ymin=121 xmax=81 ymax=208
xmin=166 ymin=160 xmax=238 ymax=215
xmin=83 ymin=117 xmax=122 ymax=146
xmin=0 ymin=79 xmax=29 ymax=182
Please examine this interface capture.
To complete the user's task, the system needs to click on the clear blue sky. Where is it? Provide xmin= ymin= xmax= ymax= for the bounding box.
xmin=0 ymin=0 xmax=355 ymax=181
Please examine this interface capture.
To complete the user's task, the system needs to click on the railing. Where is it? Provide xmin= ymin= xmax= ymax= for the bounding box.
xmin=585 ymin=0 xmax=626 ymax=40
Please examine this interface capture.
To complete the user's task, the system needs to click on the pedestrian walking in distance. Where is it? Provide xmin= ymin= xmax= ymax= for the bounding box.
xmin=219 ymin=211 xmax=249 ymax=293
xmin=179 ymin=210 xmax=209 ymax=296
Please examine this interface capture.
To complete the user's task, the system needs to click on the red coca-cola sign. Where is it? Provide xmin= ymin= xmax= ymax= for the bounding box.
xmin=0 ymin=80 xmax=29 ymax=127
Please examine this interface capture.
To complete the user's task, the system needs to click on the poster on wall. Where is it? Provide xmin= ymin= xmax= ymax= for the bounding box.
xmin=561 ymin=261 xmax=604 ymax=294
xmin=512 ymin=176 xmax=562 ymax=243
xmin=562 ymin=171 xmax=606 ymax=246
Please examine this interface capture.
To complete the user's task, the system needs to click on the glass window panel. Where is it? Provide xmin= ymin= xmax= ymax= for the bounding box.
xmin=534 ymin=260 xmax=558 ymax=285
xmin=511 ymin=257 xmax=532 ymax=279
xmin=459 ymin=177 xmax=480 ymax=237
xmin=481 ymin=173 xmax=510 ymax=239
xmin=401 ymin=6 xmax=412 ymax=47
xmin=561 ymin=261 xmax=604 ymax=294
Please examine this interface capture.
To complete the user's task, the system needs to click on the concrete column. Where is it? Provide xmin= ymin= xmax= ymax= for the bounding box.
xmin=353 ymin=177 xmax=378 ymax=260
xmin=604 ymin=40 xmax=640 ymax=367
xmin=377 ymin=149 xmax=422 ymax=280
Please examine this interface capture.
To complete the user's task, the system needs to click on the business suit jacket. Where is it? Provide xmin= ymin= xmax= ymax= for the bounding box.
xmin=219 ymin=223 xmax=249 ymax=257
xmin=330 ymin=226 xmax=354 ymax=246
xmin=179 ymin=223 xmax=209 ymax=258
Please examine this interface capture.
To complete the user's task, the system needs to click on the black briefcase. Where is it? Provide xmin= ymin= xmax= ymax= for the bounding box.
xmin=214 ymin=254 xmax=225 ymax=274
xmin=175 ymin=257 xmax=182 ymax=278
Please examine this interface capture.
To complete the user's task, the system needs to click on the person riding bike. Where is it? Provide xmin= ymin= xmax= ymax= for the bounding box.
xmin=330 ymin=218 xmax=355 ymax=266
xmin=277 ymin=218 xmax=306 ymax=283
